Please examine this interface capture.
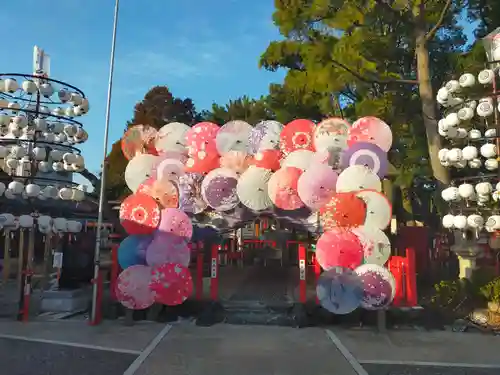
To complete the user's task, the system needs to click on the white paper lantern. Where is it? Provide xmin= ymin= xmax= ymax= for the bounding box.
xmin=69 ymin=93 xmax=83 ymax=106
xmin=5 ymin=157 xmax=18 ymax=169
xmin=32 ymin=147 xmax=46 ymax=161
xmin=50 ymin=149 xmax=63 ymax=161
xmin=493 ymin=191 xmax=500 ymax=202
xmin=39 ymin=83 xmax=54 ymax=98
xmin=459 ymin=73 xmax=475 ymax=87
xmin=485 ymin=158 xmax=498 ymax=170
xmin=63 ymin=163 xmax=73 ymax=172
xmin=442 ymin=214 xmax=455 ymax=229
xmin=65 ymin=107 xmax=75 ymax=117
xmin=462 ymin=146 xmax=478 ymax=161
xmin=38 ymin=161 xmax=50 ymax=173
xmin=63 ymin=124 xmax=77 ymax=137
xmin=0 ymin=145 xmax=7 ymax=158
xmin=10 ymin=145 xmax=26 ymax=159
xmin=34 ymin=118 xmax=47 ymax=131
xmin=0 ymin=113 xmax=10 ymax=125
xmin=52 ymin=122 xmax=64 ymax=134
xmin=468 ymin=158 xmax=482 ymax=168
xmin=56 ymin=133 xmax=67 ymax=143
xmin=438 ymin=127 xmax=448 ymax=137
xmin=42 ymin=186 xmax=58 ymax=199
xmin=457 ymin=107 xmax=474 ymax=121
xmin=456 ymin=128 xmax=468 ymax=139
xmin=447 ymin=148 xmax=462 ymax=162
xmin=495 ymin=182 xmax=500 ymax=191
xmin=477 ymin=194 xmax=490 ymax=204
xmin=477 ymin=101 xmax=494 ymax=117
xmin=480 ymin=143 xmax=497 ymax=158
xmin=453 ymin=160 xmax=467 ymax=169
xmin=58 ymin=89 xmax=71 ymax=103
xmin=21 ymin=80 xmax=37 ymax=94
xmin=0 ymin=213 xmax=15 ymax=226
xmin=478 ymin=69 xmax=495 ymax=84
xmin=453 ymin=215 xmax=468 ymax=230
xmin=442 ymin=187 xmax=459 ymax=201
xmin=13 ymin=115 xmax=28 ymax=128
xmin=52 ymin=107 xmax=65 ymax=116
xmin=71 ymin=188 xmax=85 ymax=201
xmin=4 ymin=190 xmax=15 ymax=199
xmin=458 ymin=183 xmax=474 ymax=199
xmin=8 ymin=181 xmax=24 ymax=194
xmin=445 ymin=112 xmax=460 ymax=127
xmin=438 ymin=148 xmax=449 ymax=161
xmin=18 ymin=215 xmax=34 ymax=228
xmin=476 ymin=182 xmax=493 ymax=195
xmin=485 ymin=128 xmax=497 ymax=138
xmin=52 ymin=161 xmax=64 ymax=172
xmin=436 ymin=87 xmax=449 ymax=102
xmin=467 ymin=214 xmax=484 ymax=229
xmin=469 ymin=129 xmax=482 ymax=139
xmin=54 ymin=218 xmax=67 ymax=232
xmin=43 ymin=133 xmax=55 ymax=142
xmin=4 ymin=79 xmax=19 ymax=93
xmin=446 ymin=127 xmax=458 ymax=139
xmin=25 ymin=183 xmax=41 ymax=197
xmin=62 ymin=152 xmax=77 ymax=164
xmin=58 ymin=187 xmax=73 ymax=200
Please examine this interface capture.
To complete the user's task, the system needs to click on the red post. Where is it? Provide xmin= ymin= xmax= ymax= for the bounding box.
xmin=89 ymin=270 xmax=104 ymax=326
xmin=298 ymin=243 xmax=307 ymax=303
xmin=210 ymin=244 xmax=219 ymax=300
xmin=313 ymin=254 xmax=321 ymax=304
xmin=110 ymin=244 xmax=119 ymax=301
xmin=405 ymin=248 xmax=418 ymax=307
xmin=387 ymin=256 xmax=404 ymax=307
xmin=21 ymin=270 xmax=33 ymax=322
xmin=196 ymin=243 xmax=204 ymax=300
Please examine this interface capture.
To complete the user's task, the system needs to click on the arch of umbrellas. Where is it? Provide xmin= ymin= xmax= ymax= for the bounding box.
xmin=116 ymin=117 xmax=396 ymax=315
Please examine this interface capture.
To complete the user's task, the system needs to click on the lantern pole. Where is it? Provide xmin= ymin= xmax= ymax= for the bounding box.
xmin=90 ymin=0 xmax=120 ymax=324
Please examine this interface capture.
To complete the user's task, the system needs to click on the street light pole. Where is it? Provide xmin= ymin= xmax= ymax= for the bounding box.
xmin=90 ymin=0 xmax=120 ymax=324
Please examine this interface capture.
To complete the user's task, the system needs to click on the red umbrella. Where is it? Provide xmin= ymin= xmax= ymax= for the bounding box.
xmin=251 ymin=149 xmax=281 ymax=171
xmin=149 ymin=263 xmax=193 ymax=306
xmin=316 ymin=228 xmax=363 ymax=270
xmin=279 ymin=119 xmax=315 ymax=155
xmin=185 ymin=122 xmax=219 ymax=156
xmin=319 ymin=192 xmax=367 ymax=231
xmin=185 ymin=153 xmax=220 ymax=174
xmin=119 ymin=193 xmax=161 ymax=235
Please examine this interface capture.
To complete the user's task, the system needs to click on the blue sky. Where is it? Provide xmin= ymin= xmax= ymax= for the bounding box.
xmin=1 ymin=0 xmax=284 ymax=184
xmin=1 ymin=1 xmax=477 ymax=189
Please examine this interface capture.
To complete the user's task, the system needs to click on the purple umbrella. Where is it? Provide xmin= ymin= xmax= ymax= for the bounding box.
xmin=178 ymin=172 xmax=207 ymax=214
xmin=201 ymin=168 xmax=240 ymax=212
xmin=354 ymin=264 xmax=396 ymax=310
xmin=247 ymin=120 xmax=283 ymax=155
xmin=340 ymin=142 xmax=388 ymax=178
xmin=316 ymin=267 xmax=363 ymax=314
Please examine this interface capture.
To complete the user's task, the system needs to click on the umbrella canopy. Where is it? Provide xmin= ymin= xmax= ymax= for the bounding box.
xmin=145 ymin=232 xmax=191 ymax=267
xmin=355 ymin=189 xmax=392 ymax=230
xmin=201 ymin=167 xmax=240 ymax=211
xmin=313 ymin=117 xmax=350 ymax=153
xmin=115 ymin=265 xmax=155 ymax=310
xmin=352 ymin=226 xmax=391 ymax=266
xmin=251 ymin=149 xmax=281 ymax=171
xmin=268 ymin=166 xmax=304 ymax=210
xmin=119 ymin=193 xmax=161 ymax=235
xmin=117 ymin=234 xmax=152 ymax=269
xmin=279 ymin=119 xmax=316 ymax=155
xmin=237 ymin=166 xmax=273 ymax=211
xmin=297 ymin=164 xmax=338 ymax=210
xmin=154 ymin=122 xmax=190 ymax=154
xmin=354 ymin=264 xmax=396 ymax=310
xmin=157 ymin=208 xmax=193 ymax=240
xmin=348 ymin=116 xmax=393 ymax=152
xmin=319 ymin=192 xmax=367 ymax=230
xmin=341 ymin=142 xmax=388 ymax=178
xmin=316 ymin=267 xmax=363 ymax=314
xmin=336 ymin=165 xmax=382 ymax=193
xmin=315 ymin=228 xmax=364 ymax=270
xmin=185 ymin=121 xmax=219 ymax=155
xmin=178 ymin=172 xmax=207 ymax=214
xmin=154 ymin=158 xmax=185 ymax=181
xmin=121 ymin=125 xmax=158 ymax=160
xmin=216 ymin=120 xmax=252 ymax=153
xmin=137 ymin=177 xmax=179 ymax=209
xmin=248 ymin=120 xmax=283 ymax=154
xmin=150 ymin=263 xmax=193 ymax=306
xmin=281 ymin=149 xmax=315 ymax=171
xmin=125 ymin=154 xmax=160 ymax=193
xmin=220 ymin=150 xmax=253 ymax=175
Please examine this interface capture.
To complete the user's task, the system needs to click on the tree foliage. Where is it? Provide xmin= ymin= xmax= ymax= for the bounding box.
xmin=105 ymin=86 xmax=201 ymax=200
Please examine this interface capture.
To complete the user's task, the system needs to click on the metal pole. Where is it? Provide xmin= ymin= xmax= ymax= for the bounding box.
xmin=90 ymin=0 xmax=120 ymax=323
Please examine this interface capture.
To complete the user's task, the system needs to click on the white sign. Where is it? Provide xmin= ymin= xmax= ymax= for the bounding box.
xmin=299 ymin=259 xmax=306 ymax=280
xmin=211 ymin=258 xmax=217 ymax=278
xmin=53 ymin=252 xmax=63 ymax=268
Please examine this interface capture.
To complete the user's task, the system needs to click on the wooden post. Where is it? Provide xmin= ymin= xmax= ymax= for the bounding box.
xmin=2 ymin=229 xmax=11 ymax=284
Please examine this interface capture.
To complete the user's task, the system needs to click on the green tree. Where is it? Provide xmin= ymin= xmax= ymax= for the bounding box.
xmin=105 ymin=86 xmax=201 ymax=200
xmin=201 ymin=95 xmax=271 ymax=124
xmin=260 ymin=0 xmax=474 ymax=185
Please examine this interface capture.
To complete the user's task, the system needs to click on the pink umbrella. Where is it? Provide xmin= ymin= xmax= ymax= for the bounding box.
xmin=150 ymin=263 xmax=193 ymax=306
xmin=137 ymin=177 xmax=179 ymax=209
xmin=297 ymin=164 xmax=338 ymax=210
xmin=157 ymin=208 xmax=193 ymax=240
xmin=115 ymin=265 xmax=155 ymax=310
xmin=347 ymin=116 xmax=393 ymax=152
xmin=201 ymin=167 xmax=240 ymax=211
xmin=268 ymin=167 xmax=305 ymax=210
xmin=216 ymin=120 xmax=252 ymax=153
xmin=316 ymin=228 xmax=364 ymax=270
xmin=145 ymin=233 xmax=191 ymax=267
xmin=220 ymin=150 xmax=253 ymax=175
xmin=154 ymin=158 xmax=185 ymax=181
xmin=185 ymin=122 xmax=219 ymax=156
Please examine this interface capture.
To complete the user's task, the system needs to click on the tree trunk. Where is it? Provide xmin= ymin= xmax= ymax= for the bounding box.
xmin=415 ymin=31 xmax=450 ymax=186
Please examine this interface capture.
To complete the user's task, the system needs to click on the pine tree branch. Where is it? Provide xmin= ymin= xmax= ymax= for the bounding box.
xmin=424 ymin=0 xmax=453 ymax=42
xmin=330 ymin=58 xmax=419 ymax=85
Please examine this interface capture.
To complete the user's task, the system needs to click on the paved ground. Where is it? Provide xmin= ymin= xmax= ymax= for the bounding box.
xmin=0 ymin=318 xmax=500 ymax=374
xmin=135 ymin=324 xmax=358 ymax=375
xmin=0 ymin=337 xmax=136 ymax=375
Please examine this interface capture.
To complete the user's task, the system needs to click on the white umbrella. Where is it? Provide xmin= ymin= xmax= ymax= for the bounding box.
xmin=280 ymin=149 xmax=315 ymax=171
xmin=125 ymin=154 xmax=160 ymax=192
xmin=236 ymin=166 xmax=273 ymax=211
xmin=336 ymin=165 xmax=382 ymax=193
xmin=216 ymin=120 xmax=252 ymax=153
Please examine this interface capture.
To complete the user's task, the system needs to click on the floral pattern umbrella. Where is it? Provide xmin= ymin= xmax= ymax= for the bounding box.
xmin=178 ymin=173 xmax=207 ymax=214
xmin=184 ymin=153 xmax=220 ymax=174
xmin=137 ymin=177 xmax=179 ymax=208
xmin=157 ymin=208 xmax=193 ymax=240
xmin=348 ymin=116 xmax=393 ymax=152
xmin=216 ymin=120 xmax=252 ymax=153
xmin=319 ymin=192 xmax=367 ymax=230
xmin=154 ymin=122 xmax=190 ymax=154
xmin=251 ymin=149 xmax=281 ymax=171
xmin=315 ymin=228 xmax=364 ymax=270
xmin=219 ymin=150 xmax=253 ymax=175
xmin=279 ymin=119 xmax=316 ymax=155
xmin=154 ymin=158 xmax=185 ymax=181
xmin=201 ymin=167 xmax=240 ymax=211
xmin=355 ymin=189 xmax=392 ymax=230
xmin=121 ymin=125 xmax=158 ymax=160
xmin=354 ymin=264 xmax=396 ymax=310
xmin=268 ymin=166 xmax=305 ymax=210
xmin=145 ymin=232 xmax=191 ymax=267
xmin=280 ymin=149 xmax=315 ymax=171
xmin=115 ymin=265 xmax=155 ymax=310
xmin=119 ymin=193 xmax=161 ymax=235
xmin=352 ymin=226 xmax=391 ymax=266
xmin=185 ymin=122 xmax=220 ymax=156
xmin=313 ymin=117 xmax=350 ymax=153
xmin=297 ymin=164 xmax=338 ymax=210
xmin=149 ymin=263 xmax=193 ymax=306
xmin=248 ymin=120 xmax=283 ymax=154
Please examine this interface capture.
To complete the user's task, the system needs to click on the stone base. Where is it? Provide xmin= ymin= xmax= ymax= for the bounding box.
xmin=40 ymin=288 xmax=90 ymax=313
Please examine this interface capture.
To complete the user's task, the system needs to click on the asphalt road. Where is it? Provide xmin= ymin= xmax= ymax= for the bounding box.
xmin=363 ymin=364 xmax=500 ymax=375
xmin=0 ymin=338 xmax=136 ymax=375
